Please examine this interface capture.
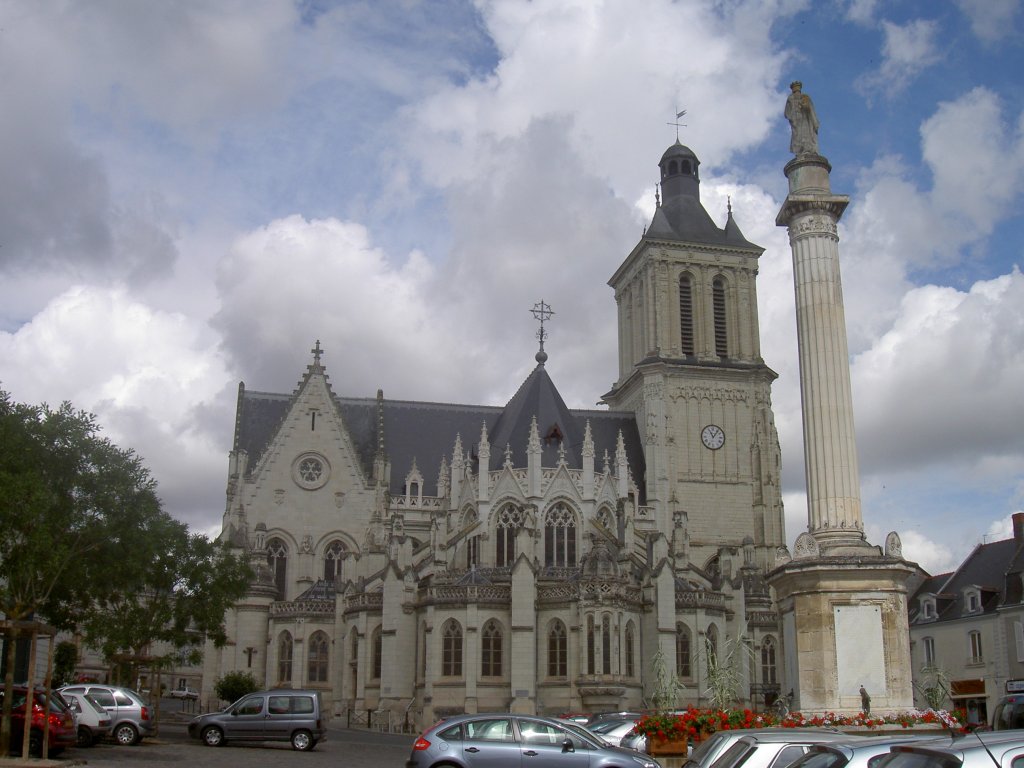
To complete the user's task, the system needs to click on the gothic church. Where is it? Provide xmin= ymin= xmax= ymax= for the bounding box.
xmin=204 ymin=140 xmax=787 ymax=728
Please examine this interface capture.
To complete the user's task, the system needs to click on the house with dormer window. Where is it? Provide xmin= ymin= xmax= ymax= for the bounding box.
xmin=909 ymin=513 xmax=1024 ymax=726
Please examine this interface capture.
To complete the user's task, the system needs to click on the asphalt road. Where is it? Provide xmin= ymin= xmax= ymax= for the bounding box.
xmin=50 ymin=698 xmax=414 ymax=767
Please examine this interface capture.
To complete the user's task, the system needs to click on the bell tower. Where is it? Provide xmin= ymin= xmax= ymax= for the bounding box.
xmin=603 ymin=140 xmax=785 ymax=573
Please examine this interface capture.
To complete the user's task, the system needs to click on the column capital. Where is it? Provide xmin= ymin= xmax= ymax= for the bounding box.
xmin=776 ymin=194 xmax=849 ymax=227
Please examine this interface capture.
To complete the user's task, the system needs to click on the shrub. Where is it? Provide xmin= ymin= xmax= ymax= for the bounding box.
xmin=214 ymin=671 xmax=260 ymax=704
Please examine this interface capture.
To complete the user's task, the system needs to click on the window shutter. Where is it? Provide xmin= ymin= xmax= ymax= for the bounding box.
xmin=1015 ymin=621 xmax=1024 ymax=662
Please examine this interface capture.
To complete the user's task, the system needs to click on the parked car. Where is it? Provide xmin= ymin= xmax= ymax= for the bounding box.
xmin=169 ymin=686 xmax=199 ymax=700
xmin=875 ymin=731 xmax=1024 ymax=768
xmin=586 ymin=716 xmax=640 ymax=746
xmin=59 ymin=690 xmax=113 ymax=747
xmin=707 ymin=730 xmax=855 ymax=768
xmin=0 ymin=686 xmax=77 ymax=757
xmin=187 ymin=689 xmax=325 ymax=751
xmin=586 ymin=711 xmax=644 ymax=726
xmin=58 ymin=683 xmax=153 ymax=746
xmin=993 ymin=695 xmax=1024 ymax=730
xmin=407 ymin=712 xmax=663 ymax=768
xmin=558 ymin=712 xmax=591 ymax=725
xmin=786 ymin=734 xmax=948 ymax=768
xmin=688 ymin=728 xmax=847 ymax=768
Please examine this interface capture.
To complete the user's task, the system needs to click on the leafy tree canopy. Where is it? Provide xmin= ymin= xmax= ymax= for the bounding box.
xmin=0 ymin=389 xmax=250 ymax=658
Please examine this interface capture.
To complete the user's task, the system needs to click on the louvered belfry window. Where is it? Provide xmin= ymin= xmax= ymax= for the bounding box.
xmin=713 ymin=277 xmax=728 ymax=358
xmin=679 ymin=275 xmax=695 ymax=356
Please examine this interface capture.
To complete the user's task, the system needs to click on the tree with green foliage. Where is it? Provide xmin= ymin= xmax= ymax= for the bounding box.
xmin=0 ymin=390 xmax=251 ymax=753
xmin=52 ymin=641 xmax=78 ymax=688
xmin=214 ymin=671 xmax=260 ymax=705
xmin=78 ymin=518 xmax=251 ymax=684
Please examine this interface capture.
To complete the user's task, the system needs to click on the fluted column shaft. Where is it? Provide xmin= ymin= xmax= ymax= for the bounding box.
xmin=788 ymin=208 xmax=862 ymax=543
xmin=776 ymin=155 xmax=863 ymax=549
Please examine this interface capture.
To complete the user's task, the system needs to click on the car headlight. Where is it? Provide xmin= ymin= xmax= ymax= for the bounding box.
xmin=631 ymin=756 xmax=661 ymax=768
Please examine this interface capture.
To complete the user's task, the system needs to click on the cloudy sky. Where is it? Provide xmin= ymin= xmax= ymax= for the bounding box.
xmin=2 ymin=0 xmax=1022 ymax=576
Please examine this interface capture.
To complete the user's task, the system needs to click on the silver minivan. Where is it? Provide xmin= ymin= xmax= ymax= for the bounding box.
xmin=187 ymin=689 xmax=326 ymax=751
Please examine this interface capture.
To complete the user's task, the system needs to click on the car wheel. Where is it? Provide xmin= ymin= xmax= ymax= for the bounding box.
xmin=28 ymin=730 xmax=43 ymax=757
xmin=77 ymin=725 xmax=94 ymax=747
xmin=202 ymin=726 xmax=225 ymax=747
xmin=291 ymin=729 xmax=314 ymax=751
xmin=114 ymin=722 xmax=140 ymax=746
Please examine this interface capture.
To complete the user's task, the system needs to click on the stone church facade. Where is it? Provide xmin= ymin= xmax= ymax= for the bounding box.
xmin=203 ymin=140 xmax=788 ymax=728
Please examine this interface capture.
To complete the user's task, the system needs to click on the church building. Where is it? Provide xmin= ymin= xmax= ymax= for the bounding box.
xmin=204 ymin=140 xmax=788 ymax=728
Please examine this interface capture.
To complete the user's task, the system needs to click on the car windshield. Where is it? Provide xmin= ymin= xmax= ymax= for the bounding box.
xmin=691 ymin=732 xmax=731 ymax=763
xmin=562 ymin=720 xmax=608 ymax=747
xmin=787 ymin=748 xmax=847 ymax=768
xmin=591 ymin=719 xmax=631 ymax=734
xmin=874 ymin=751 xmax=961 ymax=768
xmin=710 ymin=740 xmax=756 ymax=768
xmin=83 ymin=695 xmax=107 ymax=715
xmin=993 ymin=699 xmax=1024 ymax=730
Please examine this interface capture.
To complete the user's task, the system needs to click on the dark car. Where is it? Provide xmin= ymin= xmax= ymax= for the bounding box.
xmin=407 ymin=712 xmax=663 ymax=768
xmin=187 ymin=689 xmax=326 ymax=751
xmin=0 ymin=686 xmax=77 ymax=757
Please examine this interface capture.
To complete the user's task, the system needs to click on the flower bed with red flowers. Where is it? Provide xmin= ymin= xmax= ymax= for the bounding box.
xmin=634 ymin=706 xmax=964 ymax=743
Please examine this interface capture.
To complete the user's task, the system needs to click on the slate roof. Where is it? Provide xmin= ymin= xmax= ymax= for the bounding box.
xmin=909 ymin=534 xmax=1024 ymax=624
xmin=645 ymin=141 xmax=761 ymax=251
xmin=233 ymin=362 xmax=645 ymax=502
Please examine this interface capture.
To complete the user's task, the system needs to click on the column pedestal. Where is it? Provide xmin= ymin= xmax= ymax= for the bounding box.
xmin=768 ymin=551 xmax=915 ymax=713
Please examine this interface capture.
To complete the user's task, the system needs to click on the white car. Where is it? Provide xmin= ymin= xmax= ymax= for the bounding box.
xmin=169 ymin=687 xmax=199 ymax=700
xmin=60 ymin=690 xmax=113 ymax=747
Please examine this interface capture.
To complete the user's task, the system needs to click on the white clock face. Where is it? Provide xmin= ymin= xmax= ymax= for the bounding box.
xmin=701 ymin=424 xmax=725 ymax=450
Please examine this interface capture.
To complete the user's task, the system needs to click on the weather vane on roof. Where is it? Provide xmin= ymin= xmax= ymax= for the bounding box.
xmin=667 ymin=108 xmax=687 ymax=141
xmin=530 ymin=300 xmax=555 ymax=365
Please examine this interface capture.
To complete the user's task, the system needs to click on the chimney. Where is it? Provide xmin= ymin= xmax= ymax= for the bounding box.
xmin=1013 ymin=512 xmax=1024 ymax=542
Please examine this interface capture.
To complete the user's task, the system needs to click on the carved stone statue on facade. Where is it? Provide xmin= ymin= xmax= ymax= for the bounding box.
xmin=785 ymin=81 xmax=820 ymax=156
xmin=884 ymin=531 xmax=903 ymax=558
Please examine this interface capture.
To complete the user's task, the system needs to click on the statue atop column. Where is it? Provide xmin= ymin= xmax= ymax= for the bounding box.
xmin=785 ymin=80 xmax=820 ymax=156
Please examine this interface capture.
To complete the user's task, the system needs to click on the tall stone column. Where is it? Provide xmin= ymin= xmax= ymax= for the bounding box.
xmin=768 ymin=81 xmax=914 ymax=714
xmin=776 ymin=155 xmax=864 ymax=552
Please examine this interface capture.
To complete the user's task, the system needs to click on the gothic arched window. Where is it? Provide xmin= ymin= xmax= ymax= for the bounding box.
xmin=495 ymin=505 xmax=523 ymax=567
xmin=713 ymin=277 xmax=728 ymax=358
xmin=442 ymin=620 xmax=463 ymax=677
xmin=679 ymin=274 xmax=695 ymax=356
xmin=481 ymin=620 xmax=503 ymax=677
xmin=544 ymin=504 xmax=577 ymax=567
xmin=268 ymin=538 xmax=288 ymax=600
xmin=586 ymin=615 xmax=596 ymax=675
xmin=308 ymin=631 xmax=330 ymax=683
xmin=676 ymin=623 xmax=692 ymax=678
xmin=548 ymin=621 xmax=567 ymax=677
xmin=601 ymin=614 xmax=612 ymax=674
xmin=761 ymin=636 xmax=777 ymax=685
xmin=277 ymin=631 xmax=293 ymax=684
xmin=349 ymin=633 xmax=359 ymax=698
xmin=372 ymin=626 xmax=383 ymax=680
xmin=323 ymin=539 xmax=346 ymax=582
xmin=625 ymin=621 xmax=636 ymax=678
